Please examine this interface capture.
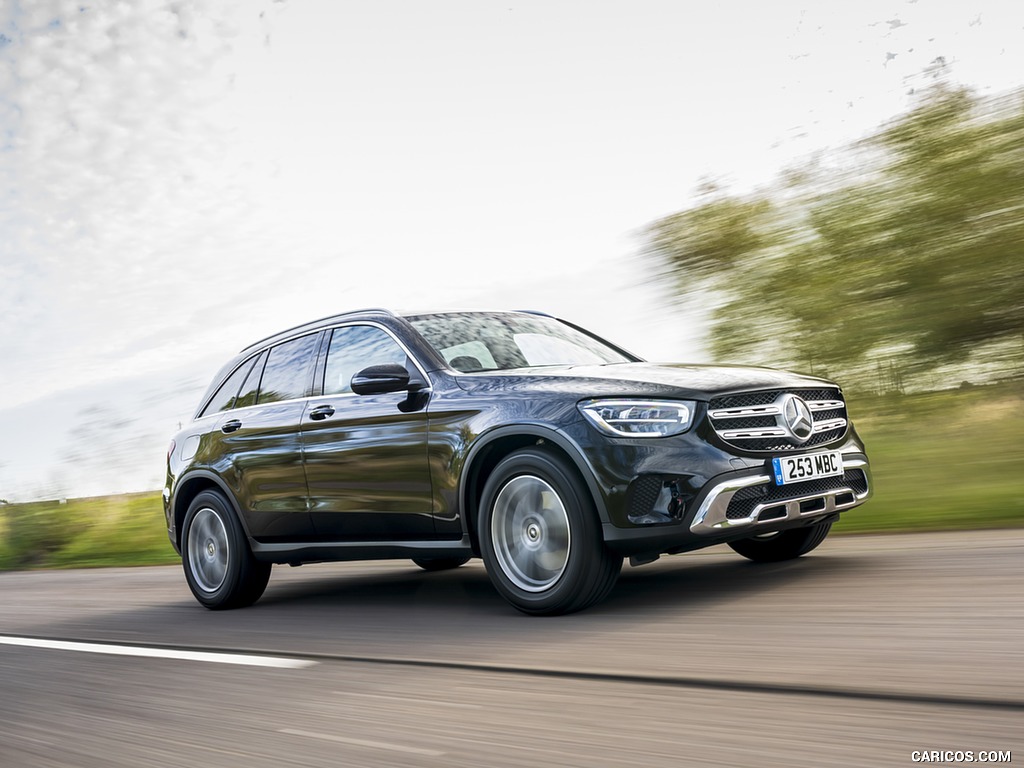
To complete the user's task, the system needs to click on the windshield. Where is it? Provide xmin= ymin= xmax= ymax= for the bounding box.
xmin=406 ymin=312 xmax=636 ymax=372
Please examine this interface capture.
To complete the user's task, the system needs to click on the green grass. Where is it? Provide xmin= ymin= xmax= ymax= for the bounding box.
xmin=0 ymin=492 xmax=178 ymax=570
xmin=1 ymin=383 xmax=1021 ymax=570
xmin=834 ymin=383 xmax=1024 ymax=533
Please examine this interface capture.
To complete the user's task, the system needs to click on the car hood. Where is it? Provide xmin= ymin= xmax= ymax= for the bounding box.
xmin=453 ymin=362 xmax=834 ymax=400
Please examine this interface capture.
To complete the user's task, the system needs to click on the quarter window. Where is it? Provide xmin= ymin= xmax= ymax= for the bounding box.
xmin=200 ymin=356 xmax=257 ymax=417
xmin=257 ymin=334 xmax=319 ymax=404
xmin=324 ymin=325 xmax=409 ymax=395
xmin=233 ymin=350 xmax=267 ymax=410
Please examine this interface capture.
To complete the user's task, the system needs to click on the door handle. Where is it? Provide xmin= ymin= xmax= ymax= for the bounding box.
xmin=309 ymin=405 xmax=335 ymax=421
xmin=221 ymin=419 xmax=242 ymax=434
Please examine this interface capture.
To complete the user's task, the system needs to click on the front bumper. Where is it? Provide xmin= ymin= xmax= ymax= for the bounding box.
xmin=600 ymin=452 xmax=872 ymax=557
xmin=689 ymin=456 xmax=871 ymax=535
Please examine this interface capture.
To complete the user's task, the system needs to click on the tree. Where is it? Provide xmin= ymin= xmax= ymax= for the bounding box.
xmin=645 ymin=85 xmax=1024 ymax=390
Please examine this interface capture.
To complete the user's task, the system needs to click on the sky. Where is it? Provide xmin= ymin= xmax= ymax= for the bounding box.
xmin=2 ymin=0 xmax=1023 ymax=500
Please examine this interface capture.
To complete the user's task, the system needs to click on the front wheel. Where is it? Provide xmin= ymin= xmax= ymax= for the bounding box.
xmin=479 ymin=448 xmax=621 ymax=616
xmin=728 ymin=519 xmax=833 ymax=563
xmin=181 ymin=490 xmax=271 ymax=609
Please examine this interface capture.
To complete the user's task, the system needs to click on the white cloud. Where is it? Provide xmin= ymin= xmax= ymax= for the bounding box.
xmin=1 ymin=0 xmax=1022 ymax=498
xmin=1 ymin=2 xmax=251 ymax=396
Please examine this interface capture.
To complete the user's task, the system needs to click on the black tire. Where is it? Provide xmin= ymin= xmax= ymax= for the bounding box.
xmin=412 ymin=556 xmax=471 ymax=572
xmin=728 ymin=519 xmax=833 ymax=563
xmin=181 ymin=490 xmax=271 ymax=610
xmin=478 ymin=448 xmax=622 ymax=616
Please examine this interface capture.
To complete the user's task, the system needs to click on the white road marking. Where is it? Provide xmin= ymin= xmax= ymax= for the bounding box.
xmin=0 ymin=636 xmax=316 ymax=669
xmin=279 ymin=728 xmax=445 ymax=756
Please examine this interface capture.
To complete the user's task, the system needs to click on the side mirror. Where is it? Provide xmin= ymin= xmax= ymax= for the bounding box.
xmin=351 ymin=363 xmax=412 ymax=396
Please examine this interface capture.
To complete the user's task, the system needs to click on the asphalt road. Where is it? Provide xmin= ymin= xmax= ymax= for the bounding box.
xmin=1 ymin=530 xmax=1020 ymax=767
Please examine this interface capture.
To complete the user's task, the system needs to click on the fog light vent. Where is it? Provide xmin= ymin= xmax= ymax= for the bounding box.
xmin=626 ymin=476 xmax=688 ymax=525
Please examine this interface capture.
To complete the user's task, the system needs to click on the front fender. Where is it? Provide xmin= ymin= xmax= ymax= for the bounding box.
xmin=459 ymin=422 xmax=611 ymax=538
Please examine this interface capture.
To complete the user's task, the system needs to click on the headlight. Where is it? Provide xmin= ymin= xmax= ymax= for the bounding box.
xmin=578 ymin=399 xmax=696 ymax=437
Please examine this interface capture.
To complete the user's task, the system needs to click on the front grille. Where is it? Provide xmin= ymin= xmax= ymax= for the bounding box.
xmin=708 ymin=387 xmax=849 ymax=453
xmin=726 ymin=469 xmax=867 ymax=519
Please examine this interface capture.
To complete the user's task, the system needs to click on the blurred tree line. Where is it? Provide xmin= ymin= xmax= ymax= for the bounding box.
xmin=645 ymin=84 xmax=1024 ymax=393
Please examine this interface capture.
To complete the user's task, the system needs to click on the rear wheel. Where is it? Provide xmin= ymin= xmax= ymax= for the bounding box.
xmin=479 ymin=448 xmax=621 ymax=615
xmin=412 ymin=556 xmax=471 ymax=572
xmin=182 ymin=490 xmax=271 ymax=609
xmin=728 ymin=519 xmax=833 ymax=563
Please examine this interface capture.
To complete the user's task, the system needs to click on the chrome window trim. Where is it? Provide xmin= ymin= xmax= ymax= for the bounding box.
xmin=208 ymin=394 xmax=322 ymax=417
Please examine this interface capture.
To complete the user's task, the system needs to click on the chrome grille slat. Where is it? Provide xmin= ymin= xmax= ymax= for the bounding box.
xmin=719 ymin=428 xmax=789 ymax=439
xmin=812 ymin=418 xmax=848 ymax=433
xmin=708 ymin=405 xmax=782 ymax=418
xmin=808 ymin=400 xmax=844 ymax=411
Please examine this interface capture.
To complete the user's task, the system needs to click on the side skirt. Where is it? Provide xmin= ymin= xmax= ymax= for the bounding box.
xmin=250 ymin=536 xmax=473 ymax=566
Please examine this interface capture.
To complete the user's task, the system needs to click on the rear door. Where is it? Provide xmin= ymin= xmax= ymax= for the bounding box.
xmin=208 ymin=333 xmax=321 ymax=541
xmin=301 ymin=323 xmax=435 ymax=541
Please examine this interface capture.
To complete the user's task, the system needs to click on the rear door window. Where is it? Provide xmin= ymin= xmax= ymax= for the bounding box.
xmin=257 ymin=334 xmax=320 ymax=404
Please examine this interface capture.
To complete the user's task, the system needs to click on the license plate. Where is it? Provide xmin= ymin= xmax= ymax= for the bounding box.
xmin=772 ymin=451 xmax=843 ymax=486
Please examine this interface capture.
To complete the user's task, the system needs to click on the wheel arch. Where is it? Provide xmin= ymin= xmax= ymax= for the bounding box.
xmin=459 ymin=425 xmax=609 ymax=555
xmin=172 ymin=471 xmax=249 ymax=551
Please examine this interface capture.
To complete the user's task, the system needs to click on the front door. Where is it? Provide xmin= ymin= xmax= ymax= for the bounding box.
xmin=301 ymin=324 xmax=435 ymax=541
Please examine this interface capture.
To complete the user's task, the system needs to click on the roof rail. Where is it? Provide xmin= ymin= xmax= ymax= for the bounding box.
xmin=239 ymin=308 xmax=396 ymax=353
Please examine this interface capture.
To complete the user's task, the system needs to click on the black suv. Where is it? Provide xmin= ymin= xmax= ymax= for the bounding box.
xmin=164 ymin=310 xmax=871 ymax=615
